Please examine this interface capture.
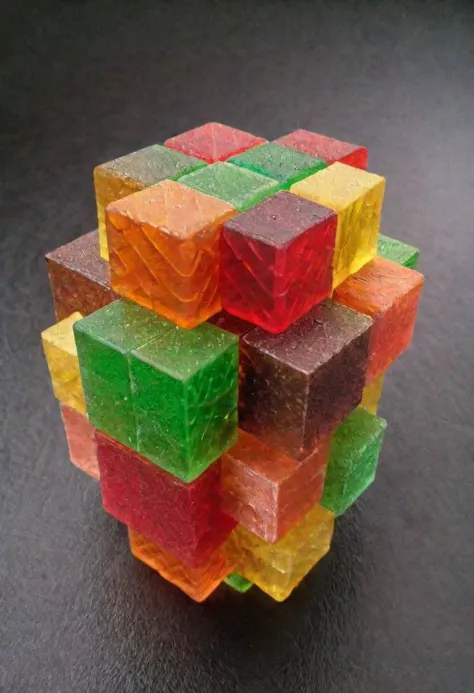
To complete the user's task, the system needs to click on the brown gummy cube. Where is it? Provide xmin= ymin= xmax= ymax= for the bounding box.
xmin=239 ymin=299 xmax=372 ymax=458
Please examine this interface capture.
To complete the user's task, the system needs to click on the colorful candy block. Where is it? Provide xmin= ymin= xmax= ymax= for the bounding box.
xmin=130 ymin=321 xmax=238 ymax=482
xmin=129 ymin=528 xmax=232 ymax=602
xmin=321 ymin=408 xmax=387 ymax=516
xmin=42 ymin=312 xmax=86 ymax=414
xmin=106 ymin=180 xmax=235 ymax=328
xmin=96 ymin=432 xmax=235 ymax=567
xmin=224 ymin=572 xmax=253 ymax=593
xmin=240 ymin=300 xmax=372 ymax=458
xmin=228 ymin=503 xmax=334 ymax=601
xmin=74 ymin=300 xmax=172 ymax=448
xmin=94 ymin=145 xmax=206 ymax=260
xmin=275 ymin=129 xmax=368 ymax=169
xmin=378 ymin=234 xmax=420 ymax=269
xmin=220 ymin=192 xmax=337 ymax=333
xmin=164 ymin=122 xmax=267 ymax=163
xmin=46 ymin=230 xmax=118 ymax=320
xmin=333 ymin=257 xmax=424 ymax=383
xmin=228 ymin=142 xmax=326 ymax=189
xmin=221 ymin=430 xmax=330 ymax=543
xmin=360 ymin=373 xmax=386 ymax=415
xmin=60 ymin=405 xmax=99 ymax=479
xmin=291 ymin=162 xmax=385 ymax=287
xmin=207 ymin=310 xmax=253 ymax=337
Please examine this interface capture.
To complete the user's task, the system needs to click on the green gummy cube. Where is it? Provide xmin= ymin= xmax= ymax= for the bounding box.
xmin=73 ymin=300 xmax=173 ymax=448
xmin=224 ymin=572 xmax=253 ymax=593
xmin=130 ymin=322 xmax=238 ymax=482
xmin=377 ymin=234 xmax=420 ymax=269
xmin=228 ymin=142 xmax=327 ymax=189
xmin=321 ymin=408 xmax=387 ymax=517
xmin=179 ymin=162 xmax=281 ymax=211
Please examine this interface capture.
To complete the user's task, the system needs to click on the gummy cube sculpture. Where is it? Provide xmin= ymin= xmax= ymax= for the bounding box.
xmin=42 ymin=123 xmax=424 ymax=602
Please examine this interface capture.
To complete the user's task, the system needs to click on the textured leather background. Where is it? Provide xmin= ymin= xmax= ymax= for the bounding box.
xmin=1 ymin=1 xmax=473 ymax=691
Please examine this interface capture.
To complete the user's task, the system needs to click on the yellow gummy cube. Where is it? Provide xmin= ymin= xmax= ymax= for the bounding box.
xmin=41 ymin=312 xmax=86 ymax=414
xmin=360 ymin=372 xmax=386 ymax=414
xmin=291 ymin=162 xmax=385 ymax=287
xmin=228 ymin=503 xmax=335 ymax=601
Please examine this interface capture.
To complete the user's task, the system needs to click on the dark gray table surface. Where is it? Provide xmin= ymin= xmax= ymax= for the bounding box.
xmin=1 ymin=1 xmax=473 ymax=691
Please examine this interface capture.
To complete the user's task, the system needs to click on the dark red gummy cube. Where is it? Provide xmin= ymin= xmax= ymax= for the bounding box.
xmin=96 ymin=431 xmax=236 ymax=568
xmin=274 ymin=129 xmax=368 ymax=170
xmin=220 ymin=191 xmax=337 ymax=334
xmin=164 ymin=122 xmax=267 ymax=163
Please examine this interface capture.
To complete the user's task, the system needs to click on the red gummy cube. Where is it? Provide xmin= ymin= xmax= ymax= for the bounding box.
xmin=96 ymin=431 xmax=236 ymax=567
xmin=220 ymin=191 xmax=337 ymax=333
xmin=164 ymin=122 xmax=266 ymax=163
xmin=275 ymin=129 xmax=368 ymax=170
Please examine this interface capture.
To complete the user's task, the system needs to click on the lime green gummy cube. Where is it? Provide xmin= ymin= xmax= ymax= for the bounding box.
xmin=224 ymin=572 xmax=253 ymax=593
xmin=377 ymin=234 xmax=420 ymax=269
xmin=321 ymin=408 xmax=387 ymax=516
xmin=130 ymin=322 xmax=239 ymax=482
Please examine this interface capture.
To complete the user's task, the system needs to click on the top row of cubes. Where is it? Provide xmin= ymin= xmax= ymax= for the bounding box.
xmin=95 ymin=123 xmax=382 ymax=333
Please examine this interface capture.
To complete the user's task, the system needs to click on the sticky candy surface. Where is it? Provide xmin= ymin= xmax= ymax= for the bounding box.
xmin=106 ymin=180 xmax=235 ymax=328
xmin=164 ymin=122 xmax=267 ymax=163
xmin=220 ymin=192 xmax=337 ymax=333
xmin=378 ymin=234 xmax=420 ymax=269
xmin=275 ymin=129 xmax=368 ymax=169
xmin=60 ymin=405 xmax=99 ymax=479
xmin=224 ymin=572 xmax=253 ymax=593
xmin=361 ymin=373 xmax=386 ymax=414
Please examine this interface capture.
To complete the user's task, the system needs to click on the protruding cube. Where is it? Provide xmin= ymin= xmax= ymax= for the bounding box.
xmin=60 ymin=405 xmax=99 ymax=479
xmin=94 ymin=144 xmax=206 ymax=259
xmin=129 ymin=528 xmax=232 ymax=602
xmin=228 ymin=503 xmax=334 ymax=601
xmin=46 ymin=230 xmax=118 ymax=320
xmin=220 ymin=192 xmax=337 ymax=333
xmin=106 ymin=180 xmax=235 ymax=328
xmin=275 ymin=129 xmax=368 ymax=169
xmin=360 ymin=373 xmax=386 ymax=414
xmin=378 ymin=234 xmax=420 ymax=269
xmin=228 ymin=142 xmax=326 ymax=189
xmin=321 ymin=408 xmax=387 ymax=516
xmin=164 ymin=122 xmax=267 ymax=163
xmin=73 ymin=300 xmax=173 ymax=448
xmin=291 ymin=162 xmax=385 ymax=287
xmin=221 ymin=430 xmax=330 ymax=543
xmin=96 ymin=432 xmax=236 ymax=567
xmin=42 ymin=312 xmax=86 ymax=414
xmin=240 ymin=299 xmax=372 ymax=458
xmin=130 ymin=321 xmax=238 ymax=482
xmin=224 ymin=572 xmax=253 ymax=593
xmin=333 ymin=257 xmax=424 ymax=383
xmin=179 ymin=162 xmax=280 ymax=211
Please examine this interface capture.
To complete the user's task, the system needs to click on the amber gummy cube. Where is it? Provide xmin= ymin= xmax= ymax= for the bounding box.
xmin=228 ymin=503 xmax=334 ymax=601
xmin=360 ymin=373 xmax=386 ymax=414
xmin=46 ymin=230 xmax=117 ymax=320
xmin=240 ymin=299 xmax=372 ymax=458
xmin=275 ymin=129 xmax=368 ymax=169
xmin=221 ymin=430 xmax=330 ymax=543
xmin=94 ymin=144 xmax=206 ymax=260
xmin=291 ymin=162 xmax=385 ymax=287
xmin=333 ymin=257 xmax=424 ymax=383
xmin=60 ymin=405 xmax=99 ymax=479
xmin=42 ymin=312 xmax=86 ymax=414
xmin=129 ymin=528 xmax=232 ymax=602
xmin=164 ymin=122 xmax=267 ymax=163
xmin=106 ymin=180 xmax=235 ymax=328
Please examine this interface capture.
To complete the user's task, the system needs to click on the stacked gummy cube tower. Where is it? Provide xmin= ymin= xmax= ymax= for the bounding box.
xmin=42 ymin=123 xmax=424 ymax=602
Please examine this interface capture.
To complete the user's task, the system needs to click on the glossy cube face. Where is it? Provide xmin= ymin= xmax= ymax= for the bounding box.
xmin=275 ymin=129 xmax=368 ymax=169
xmin=46 ymin=230 xmax=117 ymax=320
xmin=224 ymin=572 xmax=253 ymax=593
xmin=360 ymin=372 xmax=386 ymax=414
xmin=228 ymin=503 xmax=334 ymax=601
xmin=179 ymin=162 xmax=281 ymax=211
xmin=378 ymin=234 xmax=420 ymax=269
xmin=96 ymin=432 xmax=236 ymax=567
xmin=291 ymin=162 xmax=386 ymax=287
xmin=333 ymin=257 xmax=424 ymax=383
xmin=60 ymin=405 xmax=99 ymax=479
xmin=321 ymin=408 xmax=387 ymax=516
xmin=73 ymin=301 xmax=173 ymax=448
xmin=106 ymin=180 xmax=235 ymax=328
xmin=220 ymin=192 xmax=337 ymax=333
xmin=164 ymin=122 xmax=267 ymax=163
xmin=221 ymin=430 xmax=330 ymax=543
xmin=228 ymin=142 xmax=326 ymax=189
xmin=42 ymin=312 xmax=86 ymax=414
xmin=130 ymin=322 xmax=239 ymax=482
xmin=94 ymin=145 xmax=206 ymax=259
xmin=240 ymin=300 xmax=372 ymax=458
xmin=128 ymin=528 xmax=232 ymax=602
